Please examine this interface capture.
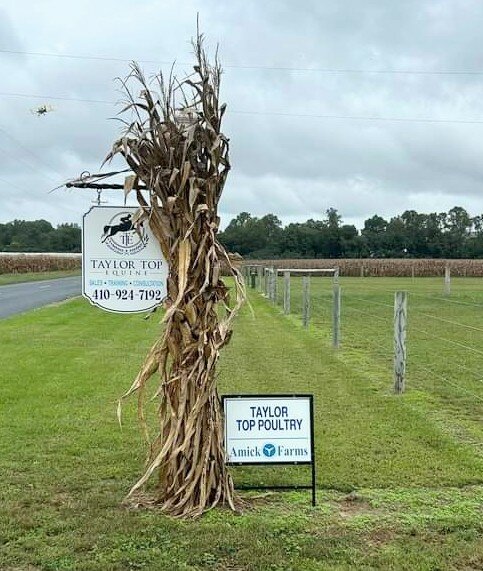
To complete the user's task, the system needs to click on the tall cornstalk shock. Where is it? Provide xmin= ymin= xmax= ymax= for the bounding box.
xmin=105 ymin=34 xmax=245 ymax=517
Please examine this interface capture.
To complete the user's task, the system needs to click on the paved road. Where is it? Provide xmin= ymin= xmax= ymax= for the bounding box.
xmin=0 ymin=276 xmax=82 ymax=319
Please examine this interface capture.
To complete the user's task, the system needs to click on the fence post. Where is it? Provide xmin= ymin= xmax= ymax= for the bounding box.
xmin=264 ymin=268 xmax=269 ymax=297
xmin=257 ymin=265 xmax=263 ymax=292
xmin=444 ymin=265 xmax=451 ymax=296
xmin=272 ymin=267 xmax=278 ymax=303
xmin=269 ymin=267 xmax=276 ymax=302
xmin=250 ymin=268 xmax=256 ymax=289
xmin=333 ymin=266 xmax=340 ymax=284
xmin=332 ymin=283 xmax=341 ymax=348
xmin=302 ymin=275 xmax=310 ymax=328
xmin=283 ymin=271 xmax=291 ymax=314
xmin=394 ymin=291 xmax=407 ymax=394
xmin=360 ymin=265 xmax=364 ymax=278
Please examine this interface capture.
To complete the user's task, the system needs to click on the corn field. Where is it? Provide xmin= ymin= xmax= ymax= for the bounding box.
xmin=246 ymin=258 xmax=483 ymax=277
xmin=0 ymin=253 xmax=81 ymax=274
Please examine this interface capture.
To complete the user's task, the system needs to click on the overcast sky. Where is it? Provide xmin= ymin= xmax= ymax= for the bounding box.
xmin=1 ymin=0 xmax=483 ymax=230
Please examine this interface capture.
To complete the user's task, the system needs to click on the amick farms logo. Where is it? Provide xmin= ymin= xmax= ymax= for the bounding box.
xmin=101 ymin=212 xmax=148 ymax=255
xmin=262 ymin=443 xmax=276 ymax=458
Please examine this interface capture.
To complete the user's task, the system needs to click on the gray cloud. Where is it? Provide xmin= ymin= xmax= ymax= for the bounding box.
xmin=1 ymin=0 xmax=483 ymax=230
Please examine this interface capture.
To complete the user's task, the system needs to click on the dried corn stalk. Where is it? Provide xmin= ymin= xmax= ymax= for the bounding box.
xmin=97 ymin=33 xmax=246 ymax=518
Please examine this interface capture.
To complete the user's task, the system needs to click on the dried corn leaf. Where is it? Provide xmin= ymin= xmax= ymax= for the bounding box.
xmin=123 ymin=174 xmax=137 ymax=201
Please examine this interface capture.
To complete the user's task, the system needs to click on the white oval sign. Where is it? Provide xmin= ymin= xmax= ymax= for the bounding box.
xmin=82 ymin=206 xmax=168 ymax=313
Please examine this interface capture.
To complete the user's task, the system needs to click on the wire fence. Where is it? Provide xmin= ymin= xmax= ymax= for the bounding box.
xmin=243 ymin=264 xmax=483 ymax=451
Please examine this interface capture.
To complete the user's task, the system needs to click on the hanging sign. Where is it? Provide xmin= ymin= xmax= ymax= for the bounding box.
xmin=222 ymin=394 xmax=314 ymax=464
xmin=82 ymin=206 xmax=168 ymax=313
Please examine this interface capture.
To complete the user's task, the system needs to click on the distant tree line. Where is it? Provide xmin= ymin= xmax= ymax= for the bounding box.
xmin=219 ymin=206 xmax=483 ymax=259
xmin=0 ymin=220 xmax=81 ymax=252
xmin=4 ymin=206 xmax=483 ymax=258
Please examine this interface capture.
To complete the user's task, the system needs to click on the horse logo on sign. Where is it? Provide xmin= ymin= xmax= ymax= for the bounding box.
xmin=101 ymin=212 xmax=148 ymax=255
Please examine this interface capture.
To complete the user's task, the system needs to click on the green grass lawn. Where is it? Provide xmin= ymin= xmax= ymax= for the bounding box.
xmin=0 ymin=270 xmax=81 ymax=286
xmin=1 ymin=282 xmax=483 ymax=570
xmin=274 ymin=275 xmax=483 ymax=457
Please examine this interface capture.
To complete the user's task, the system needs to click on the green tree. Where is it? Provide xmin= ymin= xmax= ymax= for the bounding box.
xmin=0 ymin=219 xmax=81 ymax=252
xmin=51 ymin=223 xmax=81 ymax=252
xmin=340 ymin=224 xmax=362 ymax=257
xmin=219 ymin=213 xmax=282 ymax=257
xmin=323 ymin=208 xmax=343 ymax=258
xmin=219 ymin=212 xmax=265 ymax=255
xmin=361 ymin=215 xmax=388 ymax=257
xmin=443 ymin=207 xmax=472 ymax=257
xmin=279 ymin=222 xmax=318 ymax=258
xmin=424 ymin=213 xmax=445 ymax=257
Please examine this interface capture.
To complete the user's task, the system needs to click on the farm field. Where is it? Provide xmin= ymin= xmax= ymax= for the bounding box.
xmin=0 ymin=254 xmax=81 ymax=276
xmin=1 ymin=282 xmax=483 ymax=570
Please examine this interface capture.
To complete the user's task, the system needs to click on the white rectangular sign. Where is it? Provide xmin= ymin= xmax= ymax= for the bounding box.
xmin=223 ymin=395 xmax=313 ymax=464
xmin=82 ymin=206 xmax=168 ymax=313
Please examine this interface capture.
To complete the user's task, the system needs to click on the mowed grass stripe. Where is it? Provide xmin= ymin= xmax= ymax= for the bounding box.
xmin=223 ymin=292 xmax=483 ymax=489
xmin=1 ymin=295 xmax=482 ymax=489
xmin=0 ymin=290 xmax=483 ymax=489
xmin=268 ymin=276 xmax=483 ymax=466
xmin=1 ymin=295 xmax=483 ymax=569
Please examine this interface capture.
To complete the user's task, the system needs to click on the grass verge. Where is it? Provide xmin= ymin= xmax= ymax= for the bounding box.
xmin=0 ymin=291 xmax=482 ymax=570
xmin=0 ymin=270 xmax=81 ymax=286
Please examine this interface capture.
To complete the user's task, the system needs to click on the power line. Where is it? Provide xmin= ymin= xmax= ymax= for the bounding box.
xmin=0 ymin=125 xmax=65 ymax=180
xmin=0 ymin=91 xmax=113 ymax=105
xmin=0 ymin=175 xmax=32 ymax=194
xmin=234 ymin=110 xmax=483 ymax=125
xmin=3 ymin=48 xmax=483 ymax=76
xmin=0 ymin=48 xmax=164 ymax=65
xmin=1 ymin=90 xmax=483 ymax=126
xmin=0 ymin=139 xmax=58 ymax=185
